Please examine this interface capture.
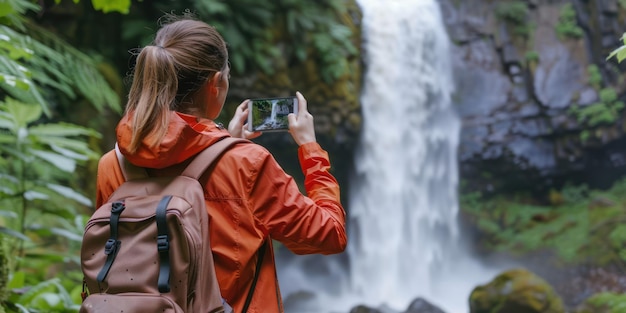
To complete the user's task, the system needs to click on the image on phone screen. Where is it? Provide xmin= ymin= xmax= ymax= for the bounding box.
xmin=248 ymin=97 xmax=298 ymax=132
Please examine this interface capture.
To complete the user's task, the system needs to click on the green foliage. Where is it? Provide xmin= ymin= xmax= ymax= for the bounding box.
xmin=0 ymin=96 xmax=93 ymax=312
xmin=495 ymin=1 xmax=528 ymax=24
xmin=90 ymin=0 xmax=131 ymax=14
xmin=555 ymin=3 xmax=584 ymax=40
xmin=0 ymin=0 xmax=38 ymax=29
xmin=132 ymin=0 xmax=358 ymax=83
xmin=5 ymin=276 xmax=80 ymax=312
xmin=461 ymin=179 xmax=626 ymax=267
xmin=0 ymin=1 xmax=120 ymax=311
xmin=55 ymin=0 xmax=132 ymax=14
xmin=587 ymin=65 xmax=602 ymax=89
xmin=569 ymin=88 xmax=624 ymax=134
xmin=578 ymin=292 xmax=626 ymax=312
xmin=568 ymin=65 xmax=623 ymax=142
xmin=495 ymin=1 xmax=533 ymax=37
xmin=0 ymin=97 xmax=97 ymax=271
xmin=0 ymin=23 xmax=121 ymax=115
xmin=607 ymin=33 xmax=626 ymax=63
xmin=525 ymin=51 xmax=539 ymax=63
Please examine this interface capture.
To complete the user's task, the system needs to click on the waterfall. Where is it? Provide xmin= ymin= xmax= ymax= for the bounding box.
xmin=278 ymin=1 xmax=494 ymax=312
xmin=348 ymin=0 xmax=462 ymax=310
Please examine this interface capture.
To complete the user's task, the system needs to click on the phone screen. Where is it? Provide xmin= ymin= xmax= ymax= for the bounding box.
xmin=247 ymin=97 xmax=298 ymax=132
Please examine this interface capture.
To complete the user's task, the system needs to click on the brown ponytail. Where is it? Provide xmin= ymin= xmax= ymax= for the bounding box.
xmin=123 ymin=15 xmax=229 ymax=154
xmin=125 ymin=45 xmax=177 ymax=154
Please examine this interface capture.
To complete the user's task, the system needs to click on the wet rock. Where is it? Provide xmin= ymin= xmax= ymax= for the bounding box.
xmin=406 ymin=297 xmax=447 ymax=313
xmin=469 ymin=268 xmax=565 ymax=313
xmin=349 ymin=298 xmax=447 ymax=313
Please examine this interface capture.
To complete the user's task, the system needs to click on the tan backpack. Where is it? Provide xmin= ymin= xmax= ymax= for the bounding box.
xmin=80 ymin=137 xmax=250 ymax=313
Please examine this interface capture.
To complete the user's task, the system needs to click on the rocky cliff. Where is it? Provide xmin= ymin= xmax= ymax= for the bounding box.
xmin=441 ymin=0 xmax=626 ymax=195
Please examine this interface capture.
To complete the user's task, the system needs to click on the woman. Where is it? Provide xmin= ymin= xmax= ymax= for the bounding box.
xmin=94 ymin=15 xmax=347 ymax=313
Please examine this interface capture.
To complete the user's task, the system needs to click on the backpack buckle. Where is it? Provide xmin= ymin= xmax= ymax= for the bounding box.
xmin=111 ymin=201 xmax=125 ymax=213
xmin=104 ymin=239 xmax=119 ymax=255
xmin=157 ymin=235 xmax=169 ymax=251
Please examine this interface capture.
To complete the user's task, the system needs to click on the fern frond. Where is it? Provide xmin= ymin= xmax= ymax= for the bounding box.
xmin=9 ymin=22 xmax=122 ymax=113
xmin=15 ymin=277 xmax=60 ymax=305
xmin=21 ymin=22 xmax=121 ymax=112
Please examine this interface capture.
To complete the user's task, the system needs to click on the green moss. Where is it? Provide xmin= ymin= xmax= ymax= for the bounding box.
xmin=470 ymin=268 xmax=565 ymax=313
xmin=495 ymin=1 xmax=533 ymax=38
xmin=573 ymin=87 xmax=624 ymax=131
xmin=460 ymin=179 xmax=626 ymax=267
xmin=555 ymin=3 xmax=584 ymax=39
xmin=495 ymin=1 xmax=529 ymax=24
xmin=576 ymin=292 xmax=626 ymax=313
xmin=587 ymin=65 xmax=602 ymax=89
xmin=525 ymin=51 xmax=539 ymax=62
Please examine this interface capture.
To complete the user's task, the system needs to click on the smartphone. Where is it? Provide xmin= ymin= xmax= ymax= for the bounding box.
xmin=247 ymin=97 xmax=298 ymax=132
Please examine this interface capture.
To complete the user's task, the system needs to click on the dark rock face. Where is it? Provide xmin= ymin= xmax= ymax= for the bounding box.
xmin=440 ymin=0 xmax=626 ymax=194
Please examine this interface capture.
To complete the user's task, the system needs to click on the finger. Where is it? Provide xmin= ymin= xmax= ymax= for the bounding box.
xmin=237 ymin=99 xmax=250 ymax=113
xmin=244 ymin=130 xmax=262 ymax=140
xmin=296 ymin=91 xmax=307 ymax=116
xmin=238 ymin=108 xmax=249 ymax=124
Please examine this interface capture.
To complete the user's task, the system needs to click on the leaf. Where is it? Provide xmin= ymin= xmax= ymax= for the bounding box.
xmin=16 ymin=278 xmax=60 ymax=305
xmin=8 ymin=271 xmax=26 ymax=289
xmin=48 ymin=144 xmax=89 ymax=161
xmin=43 ymin=137 xmax=100 ymax=159
xmin=30 ymin=292 xmax=64 ymax=310
xmin=28 ymin=122 xmax=99 ymax=138
xmin=50 ymin=227 xmax=83 ymax=242
xmin=607 ymin=45 xmax=626 ymax=63
xmin=0 ymin=227 xmax=30 ymax=242
xmin=1 ymin=98 xmax=42 ymax=129
xmin=0 ymin=210 xmax=18 ymax=219
xmin=0 ymin=3 xmax=15 ymax=18
xmin=29 ymin=149 xmax=76 ymax=172
xmin=23 ymin=190 xmax=49 ymax=201
xmin=91 ymin=0 xmax=131 ymax=14
xmin=45 ymin=183 xmax=91 ymax=206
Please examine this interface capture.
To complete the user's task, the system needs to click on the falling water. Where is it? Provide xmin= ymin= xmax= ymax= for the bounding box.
xmin=348 ymin=0 xmax=463 ymax=311
xmin=278 ymin=1 xmax=494 ymax=312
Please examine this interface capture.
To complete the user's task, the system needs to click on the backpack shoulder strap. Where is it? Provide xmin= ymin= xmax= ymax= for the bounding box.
xmin=181 ymin=137 xmax=248 ymax=180
xmin=114 ymin=137 xmax=247 ymax=181
xmin=114 ymin=143 xmax=148 ymax=181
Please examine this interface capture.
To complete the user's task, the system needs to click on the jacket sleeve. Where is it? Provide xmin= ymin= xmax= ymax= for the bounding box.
xmin=95 ymin=150 xmax=126 ymax=208
xmin=248 ymin=142 xmax=347 ymax=255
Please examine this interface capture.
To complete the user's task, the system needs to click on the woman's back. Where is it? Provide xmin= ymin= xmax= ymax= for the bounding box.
xmin=96 ymin=111 xmax=346 ymax=312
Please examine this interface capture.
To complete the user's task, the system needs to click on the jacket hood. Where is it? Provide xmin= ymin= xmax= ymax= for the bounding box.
xmin=116 ymin=111 xmax=230 ymax=168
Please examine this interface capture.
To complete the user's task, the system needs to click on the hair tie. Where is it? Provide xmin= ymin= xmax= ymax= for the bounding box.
xmin=155 ymin=45 xmax=165 ymax=49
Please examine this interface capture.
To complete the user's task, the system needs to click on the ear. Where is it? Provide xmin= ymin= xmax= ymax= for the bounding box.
xmin=208 ymin=72 xmax=224 ymax=94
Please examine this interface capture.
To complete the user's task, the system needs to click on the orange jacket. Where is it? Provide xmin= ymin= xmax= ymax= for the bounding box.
xmin=95 ymin=111 xmax=347 ymax=313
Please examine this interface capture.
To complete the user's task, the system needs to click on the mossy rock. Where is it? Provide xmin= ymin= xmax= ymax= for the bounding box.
xmin=469 ymin=268 xmax=564 ymax=313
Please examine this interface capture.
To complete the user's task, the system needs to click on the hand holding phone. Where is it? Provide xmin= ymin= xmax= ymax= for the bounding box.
xmin=287 ymin=92 xmax=316 ymax=146
xmin=247 ymin=97 xmax=298 ymax=132
xmin=228 ymin=100 xmax=261 ymax=140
